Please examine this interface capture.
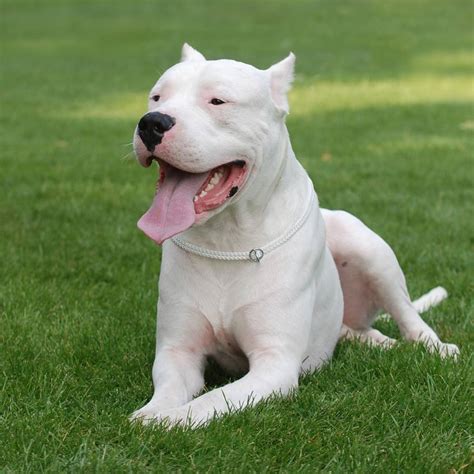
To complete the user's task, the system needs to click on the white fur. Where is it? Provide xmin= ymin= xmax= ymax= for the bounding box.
xmin=267 ymin=53 xmax=295 ymax=114
xmin=377 ymin=286 xmax=448 ymax=320
xmin=130 ymin=45 xmax=459 ymax=428
xmin=181 ymin=42 xmax=206 ymax=62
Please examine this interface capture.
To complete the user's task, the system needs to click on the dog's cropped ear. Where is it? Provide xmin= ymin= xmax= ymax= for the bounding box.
xmin=267 ymin=53 xmax=295 ymax=114
xmin=181 ymin=43 xmax=206 ymax=62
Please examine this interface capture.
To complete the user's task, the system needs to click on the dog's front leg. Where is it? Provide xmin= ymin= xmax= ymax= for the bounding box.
xmin=130 ymin=346 xmax=206 ymax=422
xmin=130 ymin=297 xmax=211 ymax=422
xmin=151 ymin=350 xmax=301 ymax=428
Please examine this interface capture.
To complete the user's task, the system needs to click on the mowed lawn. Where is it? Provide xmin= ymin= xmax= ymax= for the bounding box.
xmin=1 ymin=0 xmax=473 ymax=471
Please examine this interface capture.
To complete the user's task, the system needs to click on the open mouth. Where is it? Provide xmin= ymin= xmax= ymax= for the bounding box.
xmin=192 ymin=160 xmax=246 ymax=213
xmin=137 ymin=158 xmax=247 ymax=244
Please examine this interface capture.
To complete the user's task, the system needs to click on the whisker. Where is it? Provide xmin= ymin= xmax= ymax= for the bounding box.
xmin=121 ymin=151 xmax=136 ymax=161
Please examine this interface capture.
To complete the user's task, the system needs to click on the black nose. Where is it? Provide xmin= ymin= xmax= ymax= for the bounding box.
xmin=137 ymin=112 xmax=176 ymax=152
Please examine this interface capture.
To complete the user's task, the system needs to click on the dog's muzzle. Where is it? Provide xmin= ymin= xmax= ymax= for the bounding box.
xmin=137 ymin=112 xmax=176 ymax=152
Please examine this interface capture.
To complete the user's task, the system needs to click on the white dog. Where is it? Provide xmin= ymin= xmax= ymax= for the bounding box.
xmin=130 ymin=44 xmax=459 ymax=427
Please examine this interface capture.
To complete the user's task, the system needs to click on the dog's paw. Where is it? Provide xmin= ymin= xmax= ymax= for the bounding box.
xmin=379 ymin=337 xmax=397 ymax=349
xmin=426 ymin=341 xmax=460 ymax=359
xmin=130 ymin=405 xmax=204 ymax=429
xmin=406 ymin=331 xmax=460 ymax=360
xmin=129 ymin=402 xmax=164 ymax=425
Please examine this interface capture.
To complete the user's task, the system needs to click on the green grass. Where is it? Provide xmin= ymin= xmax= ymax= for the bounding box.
xmin=1 ymin=0 xmax=473 ymax=471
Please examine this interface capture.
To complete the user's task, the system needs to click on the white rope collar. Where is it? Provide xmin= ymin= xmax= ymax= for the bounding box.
xmin=171 ymin=179 xmax=315 ymax=262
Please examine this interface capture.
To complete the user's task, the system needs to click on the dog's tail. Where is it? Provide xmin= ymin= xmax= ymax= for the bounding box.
xmin=411 ymin=286 xmax=448 ymax=313
xmin=377 ymin=286 xmax=448 ymax=321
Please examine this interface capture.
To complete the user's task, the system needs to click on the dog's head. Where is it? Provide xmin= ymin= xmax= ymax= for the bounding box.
xmin=134 ymin=44 xmax=295 ymax=244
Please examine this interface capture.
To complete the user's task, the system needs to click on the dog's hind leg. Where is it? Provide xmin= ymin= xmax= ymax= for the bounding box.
xmin=377 ymin=286 xmax=448 ymax=321
xmin=339 ymin=324 xmax=396 ymax=348
xmin=375 ymin=280 xmax=459 ymax=358
xmin=323 ymin=209 xmax=459 ymax=358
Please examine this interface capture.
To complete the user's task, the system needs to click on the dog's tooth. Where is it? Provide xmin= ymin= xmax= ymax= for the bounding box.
xmin=204 ymin=183 xmax=215 ymax=191
xmin=193 ymin=196 xmax=198 ymax=202
xmin=199 ymin=191 xmax=207 ymax=197
xmin=210 ymin=175 xmax=220 ymax=185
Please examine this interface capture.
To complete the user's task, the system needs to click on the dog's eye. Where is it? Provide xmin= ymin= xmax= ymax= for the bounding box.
xmin=210 ymin=98 xmax=225 ymax=105
xmin=151 ymin=95 xmax=160 ymax=102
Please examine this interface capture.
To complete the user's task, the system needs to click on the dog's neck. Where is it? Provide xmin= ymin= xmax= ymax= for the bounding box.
xmin=180 ymin=126 xmax=315 ymax=252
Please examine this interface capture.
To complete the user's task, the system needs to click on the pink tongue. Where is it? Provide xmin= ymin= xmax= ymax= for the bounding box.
xmin=138 ymin=164 xmax=209 ymax=244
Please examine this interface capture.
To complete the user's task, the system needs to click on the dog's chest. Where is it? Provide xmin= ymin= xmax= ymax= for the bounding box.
xmin=204 ymin=299 xmax=239 ymax=351
xmin=199 ymin=287 xmax=247 ymax=358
